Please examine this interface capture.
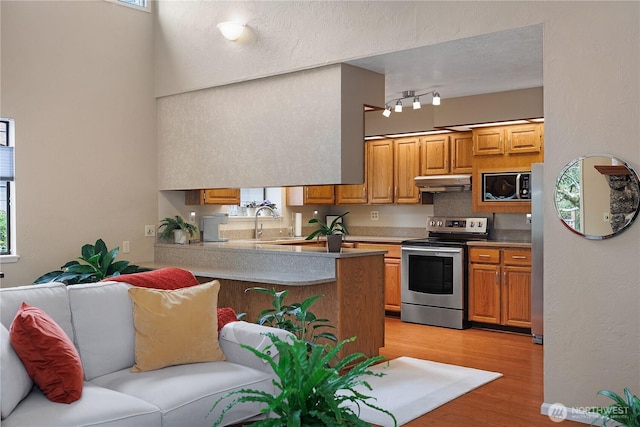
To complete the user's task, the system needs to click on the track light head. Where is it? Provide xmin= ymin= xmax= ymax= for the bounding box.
xmin=432 ymin=92 xmax=441 ymax=106
xmin=413 ymin=97 xmax=421 ymax=110
xmin=382 ymin=106 xmax=392 ymax=118
xmin=394 ymin=100 xmax=403 ymax=113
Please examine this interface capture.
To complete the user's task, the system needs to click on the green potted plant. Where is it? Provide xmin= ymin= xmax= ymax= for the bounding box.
xmin=305 ymin=212 xmax=349 ymax=253
xmin=158 ymin=215 xmax=198 ymax=244
xmin=34 ymin=239 xmax=149 ymax=285
xmin=209 ymin=333 xmax=397 ymax=427
xmin=590 ymin=388 xmax=640 ymax=426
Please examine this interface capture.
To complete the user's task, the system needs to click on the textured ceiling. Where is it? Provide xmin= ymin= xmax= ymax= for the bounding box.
xmin=348 ymin=25 xmax=543 ymax=105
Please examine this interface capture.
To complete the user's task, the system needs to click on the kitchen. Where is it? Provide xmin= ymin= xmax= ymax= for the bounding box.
xmin=154 ymin=26 xmax=547 ymax=344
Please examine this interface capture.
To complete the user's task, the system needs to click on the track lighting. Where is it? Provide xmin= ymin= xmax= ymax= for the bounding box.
xmin=382 ymin=90 xmax=441 ymax=117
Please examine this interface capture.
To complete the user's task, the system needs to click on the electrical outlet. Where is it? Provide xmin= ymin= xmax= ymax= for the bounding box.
xmin=122 ymin=241 xmax=130 ymax=253
xmin=603 ymin=212 xmax=610 ymax=222
xmin=145 ymin=225 xmax=156 ymax=237
xmin=370 ymin=211 xmax=379 ymax=221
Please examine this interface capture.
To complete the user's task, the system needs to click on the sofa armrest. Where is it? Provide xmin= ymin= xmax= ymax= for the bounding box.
xmin=219 ymin=321 xmax=293 ymax=374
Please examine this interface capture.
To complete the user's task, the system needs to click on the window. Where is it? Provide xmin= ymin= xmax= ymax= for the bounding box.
xmin=105 ymin=0 xmax=149 ymax=12
xmin=119 ymin=0 xmax=146 ymax=7
xmin=0 ymin=118 xmax=15 ymax=255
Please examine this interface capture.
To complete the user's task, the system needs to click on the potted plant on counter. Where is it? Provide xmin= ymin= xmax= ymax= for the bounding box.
xmin=305 ymin=212 xmax=350 ymax=253
xmin=158 ymin=215 xmax=198 ymax=244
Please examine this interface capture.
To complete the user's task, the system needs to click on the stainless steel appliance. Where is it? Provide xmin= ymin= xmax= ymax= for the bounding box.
xmin=531 ymin=163 xmax=544 ymax=344
xmin=414 ymin=174 xmax=472 ymax=193
xmin=482 ymin=171 xmax=531 ymax=201
xmin=401 ymin=217 xmax=488 ymax=329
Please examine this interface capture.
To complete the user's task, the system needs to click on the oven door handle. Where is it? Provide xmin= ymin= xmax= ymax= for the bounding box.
xmin=402 ymin=247 xmax=462 ymax=254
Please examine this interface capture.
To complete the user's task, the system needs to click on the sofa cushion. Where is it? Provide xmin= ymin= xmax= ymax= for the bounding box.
xmin=91 ymin=361 xmax=273 ymax=427
xmin=1 ymin=324 xmax=33 ymax=419
xmin=105 ymin=267 xmax=199 ymax=290
xmin=128 ymin=280 xmax=225 ymax=373
xmin=68 ymin=281 xmax=136 ymax=380
xmin=9 ymin=303 xmax=84 ymax=403
xmin=0 ymin=282 xmax=73 ymax=341
xmin=1 ymin=382 xmax=161 ymax=427
xmin=217 ymin=307 xmax=239 ymax=334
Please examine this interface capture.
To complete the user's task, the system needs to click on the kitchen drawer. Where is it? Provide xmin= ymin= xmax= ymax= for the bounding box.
xmin=503 ymin=248 xmax=531 ymax=266
xmin=356 ymin=243 xmax=401 ymax=258
xmin=469 ymin=247 xmax=501 ymax=264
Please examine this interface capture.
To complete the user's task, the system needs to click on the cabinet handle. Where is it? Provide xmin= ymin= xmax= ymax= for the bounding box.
xmin=388 ymin=187 xmax=391 ymax=199
xmin=478 ymin=254 xmax=491 ymax=258
xmin=503 ymin=271 xmax=507 ymax=285
xmin=394 ymin=186 xmax=398 ymax=199
xmin=495 ymin=271 xmax=500 ymax=284
xmin=362 ymin=187 xmax=366 ymax=199
xmin=511 ymin=255 xmax=527 ymax=259
xmin=305 ymin=187 xmax=308 ymax=200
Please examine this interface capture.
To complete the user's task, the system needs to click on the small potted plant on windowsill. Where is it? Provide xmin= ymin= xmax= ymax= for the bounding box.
xmin=158 ymin=215 xmax=198 ymax=244
xmin=305 ymin=212 xmax=349 ymax=253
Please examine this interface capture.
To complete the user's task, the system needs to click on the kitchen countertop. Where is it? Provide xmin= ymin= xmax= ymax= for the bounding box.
xmin=467 ymin=240 xmax=531 ymax=248
xmin=152 ymin=241 xmax=387 ymax=286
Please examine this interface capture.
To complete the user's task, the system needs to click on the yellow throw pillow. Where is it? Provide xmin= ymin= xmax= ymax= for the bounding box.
xmin=128 ymin=280 xmax=225 ymax=372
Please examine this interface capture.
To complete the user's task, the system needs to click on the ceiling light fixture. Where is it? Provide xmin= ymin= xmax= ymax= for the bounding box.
xmin=382 ymin=89 xmax=441 ymax=117
xmin=217 ymin=21 xmax=246 ymax=41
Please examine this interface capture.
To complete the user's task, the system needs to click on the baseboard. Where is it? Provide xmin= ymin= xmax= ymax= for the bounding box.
xmin=541 ymin=402 xmax=619 ymax=426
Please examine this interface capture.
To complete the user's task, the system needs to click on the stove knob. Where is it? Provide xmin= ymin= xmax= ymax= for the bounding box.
xmin=437 ymin=221 xmax=443 ymax=227
xmin=470 ymin=221 xmax=475 ymax=227
xmin=429 ymin=220 xmax=436 ymax=227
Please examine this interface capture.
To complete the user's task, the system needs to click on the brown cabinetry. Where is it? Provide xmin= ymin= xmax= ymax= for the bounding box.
xmin=420 ymin=132 xmax=473 ymax=175
xmin=286 ymin=185 xmax=335 ymax=206
xmin=472 ymin=123 xmax=543 ymax=156
xmin=185 ymin=188 xmax=240 ymax=205
xmin=356 ymin=243 xmax=401 ymax=312
xmin=468 ymin=246 xmax=531 ymax=328
xmin=367 ymin=137 xmax=421 ymax=205
xmin=336 ymin=146 xmax=367 ymax=205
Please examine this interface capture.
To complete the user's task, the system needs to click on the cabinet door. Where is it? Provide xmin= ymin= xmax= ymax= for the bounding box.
xmin=394 ymin=137 xmax=421 ymax=204
xmin=506 ymin=123 xmax=542 ymax=154
xmin=468 ymin=263 xmax=501 ymax=324
xmin=420 ymin=135 xmax=450 ymax=175
xmin=367 ymin=140 xmax=394 ymax=204
xmin=336 ymin=144 xmax=367 ymax=204
xmin=384 ymin=257 xmax=401 ymax=312
xmin=473 ymin=127 xmax=504 ymax=156
xmin=185 ymin=189 xmax=240 ymax=205
xmin=502 ymin=266 xmax=532 ymax=328
xmin=450 ymin=132 xmax=473 ymax=173
xmin=304 ymin=186 xmax=335 ymax=204
xmin=203 ymin=189 xmax=240 ymax=204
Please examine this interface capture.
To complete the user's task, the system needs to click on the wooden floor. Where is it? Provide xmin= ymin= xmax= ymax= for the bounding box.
xmin=378 ymin=316 xmax=579 ymax=427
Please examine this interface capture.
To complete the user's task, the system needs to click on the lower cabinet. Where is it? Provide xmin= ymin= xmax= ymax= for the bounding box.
xmin=356 ymin=243 xmax=401 ymax=313
xmin=468 ymin=246 xmax=532 ymax=328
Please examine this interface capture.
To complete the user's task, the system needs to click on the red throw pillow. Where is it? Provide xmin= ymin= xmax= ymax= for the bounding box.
xmin=217 ymin=307 xmax=238 ymax=334
xmin=9 ymin=302 xmax=84 ymax=403
xmin=106 ymin=267 xmax=199 ymax=290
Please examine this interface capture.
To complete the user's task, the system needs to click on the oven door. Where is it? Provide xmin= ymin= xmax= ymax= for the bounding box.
xmin=401 ymin=246 xmax=464 ymax=310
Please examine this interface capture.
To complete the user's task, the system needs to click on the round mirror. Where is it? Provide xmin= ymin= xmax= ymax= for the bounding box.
xmin=555 ymin=154 xmax=640 ymax=239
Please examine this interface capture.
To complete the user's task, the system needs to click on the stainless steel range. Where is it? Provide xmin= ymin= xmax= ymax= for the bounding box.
xmin=401 ymin=217 xmax=488 ymax=329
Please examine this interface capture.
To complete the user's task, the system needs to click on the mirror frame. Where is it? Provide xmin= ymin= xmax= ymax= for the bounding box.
xmin=554 ymin=154 xmax=640 ymax=240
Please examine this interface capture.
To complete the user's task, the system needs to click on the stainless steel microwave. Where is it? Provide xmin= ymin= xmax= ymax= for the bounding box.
xmin=482 ymin=171 xmax=531 ymax=202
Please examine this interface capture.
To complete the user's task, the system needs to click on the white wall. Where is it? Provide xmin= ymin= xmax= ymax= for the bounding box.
xmin=155 ymin=0 xmax=640 ymax=413
xmin=0 ymin=0 xmax=157 ymax=286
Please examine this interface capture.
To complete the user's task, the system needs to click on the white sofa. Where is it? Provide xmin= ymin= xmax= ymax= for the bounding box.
xmin=1 ymin=281 xmax=289 ymax=427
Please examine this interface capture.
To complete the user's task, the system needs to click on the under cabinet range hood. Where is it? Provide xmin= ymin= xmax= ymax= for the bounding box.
xmin=414 ymin=174 xmax=472 ymax=192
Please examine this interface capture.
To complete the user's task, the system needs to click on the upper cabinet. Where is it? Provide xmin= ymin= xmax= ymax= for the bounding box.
xmin=367 ymin=138 xmax=421 ymax=205
xmin=286 ymin=185 xmax=335 ymax=206
xmin=420 ymin=132 xmax=473 ymax=175
xmin=472 ymin=123 xmax=543 ymax=156
xmin=185 ymin=189 xmax=240 ymax=205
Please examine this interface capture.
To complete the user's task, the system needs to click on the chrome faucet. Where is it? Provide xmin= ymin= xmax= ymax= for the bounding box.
xmin=254 ymin=206 xmax=277 ymax=239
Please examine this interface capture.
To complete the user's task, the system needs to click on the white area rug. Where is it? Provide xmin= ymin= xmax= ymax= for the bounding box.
xmin=347 ymin=356 xmax=503 ymax=426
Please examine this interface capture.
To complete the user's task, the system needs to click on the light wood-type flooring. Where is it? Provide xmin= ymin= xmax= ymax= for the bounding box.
xmin=378 ymin=316 xmax=580 ymax=427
